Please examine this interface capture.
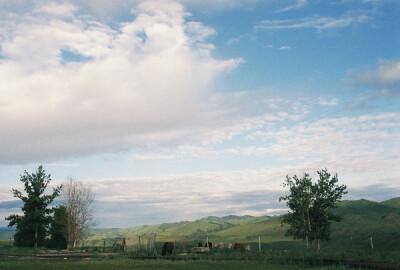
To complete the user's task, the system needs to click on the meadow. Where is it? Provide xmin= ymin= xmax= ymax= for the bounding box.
xmin=0 ymin=256 xmax=353 ymax=270
xmin=1 ymin=244 xmax=399 ymax=270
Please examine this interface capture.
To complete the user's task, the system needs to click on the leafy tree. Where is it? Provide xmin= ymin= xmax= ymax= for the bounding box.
xmin=280 ymin=173 xmax=314 ymax=244
xmin=47 ymin=205 xmax=68 ymax=249
xmin=5 ymin=166 xmax=62 ymax=248
xmin=279 ymin=168 xmax=347 ymax=250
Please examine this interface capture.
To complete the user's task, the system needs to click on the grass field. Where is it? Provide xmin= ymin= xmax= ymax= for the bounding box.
xmin=2 ymin=246 xmax=399 ymax=270
xmin=1 ymin=247 xmax=399 ymax=270
xmin=0 ymin=256 xmax=351 ymax=270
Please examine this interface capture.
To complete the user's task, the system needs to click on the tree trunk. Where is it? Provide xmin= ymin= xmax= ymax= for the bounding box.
xmin=34 ymin=206 xmax=38 ymax=250
xmin=34 ymin=228 xmax=38 ymax=250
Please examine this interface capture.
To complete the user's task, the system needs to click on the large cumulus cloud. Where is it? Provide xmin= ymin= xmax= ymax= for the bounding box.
xmin=0 ymin=1 xmax=242 ymax=164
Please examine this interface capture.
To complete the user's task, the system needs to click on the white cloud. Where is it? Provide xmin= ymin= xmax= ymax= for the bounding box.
xmin=256 ymin=14 xmax=370 ymax=30
xmin=47 ymin=163 xmax=80 ymax=167
xmin=277 ymin=0 xmax=307 ymax=13
xmin=247 ymin=112 xmax=400 ymax=177
xmin=0 ymin=185 xmax=14 ymax=202
xmin=227 ymin=36 xmax=242 ymax=45
xmin=351 ymin=0 xmax=397 ymax=5
xmin=33 ymin=2 xmax=77 ymax=17
xmin=355 ymin=59 xmax=400 ymax=96
xmin=0 ymin=1 xmax=244 ymax=164
xmin=90 ymin=109 xmax=400 ymax=201
xmin=0 ymin=0 xmax=262 ymax=19
xmin=279 ymin=45 xmax=291 ymax=50
xmin=313 ymin=97 xmax=338 ymax=106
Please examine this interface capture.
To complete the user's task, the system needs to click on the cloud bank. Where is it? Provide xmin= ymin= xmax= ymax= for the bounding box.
xmin=0 ymin=1 xmax=243 ymax=164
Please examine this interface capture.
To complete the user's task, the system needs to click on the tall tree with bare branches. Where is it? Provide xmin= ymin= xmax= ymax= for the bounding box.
xmin=62 ymin=178 xmax=95 ymax=248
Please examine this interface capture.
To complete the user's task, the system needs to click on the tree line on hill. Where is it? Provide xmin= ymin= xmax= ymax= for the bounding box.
xmin=5 ymin=166 xmax=95 ymax=249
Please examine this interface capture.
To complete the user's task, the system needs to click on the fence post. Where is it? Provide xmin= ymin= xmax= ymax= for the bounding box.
xmin=154 ymin=235 xmax=157 ymax=253
xmin=259 ymin=236 xmax=261 ymax=252
xmin=103 ymin=240 xmax=105 ymax=252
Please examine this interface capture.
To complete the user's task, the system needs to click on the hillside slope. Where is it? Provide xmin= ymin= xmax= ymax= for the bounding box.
xmin=380 ymin=197 xmax=400 ymax=209
xmin=0 ymin=227 xmax=15 ymax=240
xmin=50 ymin=197 xmax=400 ymax=250
xmin=327 ymin=199 xmax=400 ymax=249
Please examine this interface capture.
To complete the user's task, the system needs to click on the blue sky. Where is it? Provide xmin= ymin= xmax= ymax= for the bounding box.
xmin=0 ymin=0 xmax=399 ymax=228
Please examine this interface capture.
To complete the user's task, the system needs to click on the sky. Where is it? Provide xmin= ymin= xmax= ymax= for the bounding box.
xmin=0 ymin=0 xmax=399 ymax=228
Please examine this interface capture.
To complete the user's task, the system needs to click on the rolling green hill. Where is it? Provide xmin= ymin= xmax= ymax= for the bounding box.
xmin=327 ymin=198 xmax=400 ymax=249
xmin=380 ymin=197 xmax=400 ymax=209
xmin=0 ymin=227 xmax=15 ymax=240
xmin=86 ymin=197 xmax=400 ymax=250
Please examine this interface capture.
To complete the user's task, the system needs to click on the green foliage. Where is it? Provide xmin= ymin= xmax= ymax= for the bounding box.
xmin=279 ymin=168 xmax=347 ymax=247
xmin=47 ymin=205 xmax=68 ymax=249
xmin=5 ymin=166 xmax=62 ymax=248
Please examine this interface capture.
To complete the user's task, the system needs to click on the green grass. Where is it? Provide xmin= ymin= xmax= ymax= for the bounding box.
xmin=0 ymin=257 xmax=317 ymax=270
xmin=1 ymin=247 xmax=400 ymax=269
xmin=312 ymin=267 xmax=348 ymax=270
